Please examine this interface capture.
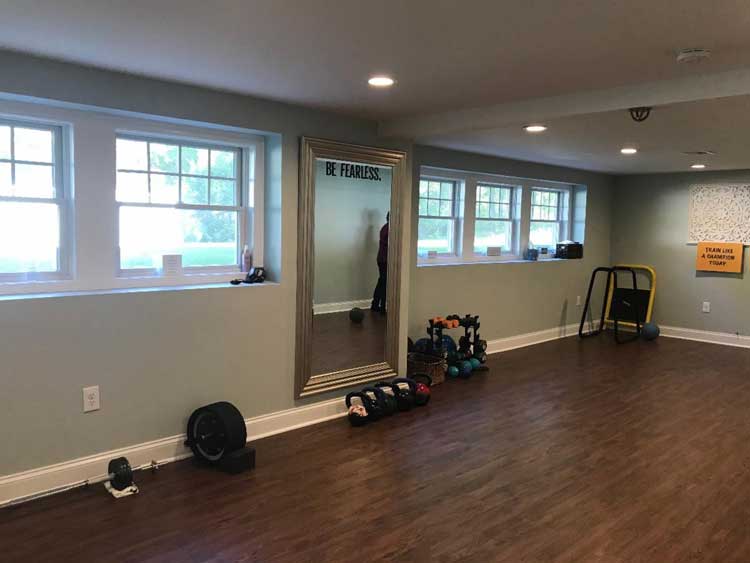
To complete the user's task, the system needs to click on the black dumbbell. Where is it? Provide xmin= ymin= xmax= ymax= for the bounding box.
xmin=374 ymin=382 xmax=399 ymax=415
xmin=345 ymin=391 xmax=370 ymax=426
xmin=410 ymin=374 xmax=432 ymax=406
xmin=391 ymin=378 xmax=417 ymax=411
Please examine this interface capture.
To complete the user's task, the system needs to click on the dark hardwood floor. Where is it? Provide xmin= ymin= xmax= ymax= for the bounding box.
xmin=311 ymin=309 xmax=386 ymax=374
xmin=5 ymin=335 xmax=750 ymax=562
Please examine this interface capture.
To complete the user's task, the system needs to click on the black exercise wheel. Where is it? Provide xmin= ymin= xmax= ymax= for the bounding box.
xmin=185 ymin=401 xmax=247 ymax=464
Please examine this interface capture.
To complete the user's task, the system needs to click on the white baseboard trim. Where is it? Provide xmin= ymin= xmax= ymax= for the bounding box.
xmin=0 ymin=397 xmax=347 ymax=507
xmin=660 ymin=325 xmax=750 ymax=348
xmin=486 ymin=323 xmax=580 ymax=354
xmin=313 ymin=299 xmax=371 ymax=315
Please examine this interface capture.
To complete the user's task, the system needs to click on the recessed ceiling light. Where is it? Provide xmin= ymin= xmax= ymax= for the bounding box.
xmin=691 ymin=163 xmax=707 ymax=169
xmin=621 ymin=147 xmax=638 ymax=155
xmin=524 ymin=125 xmax=547 ymax=133
xmin=368 ymin=75 xmax=395 ymax=87
xmin=676 ymin=48 xmax=712 ymax=64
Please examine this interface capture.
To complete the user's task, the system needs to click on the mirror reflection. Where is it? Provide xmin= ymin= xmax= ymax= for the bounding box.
xmin=311 ymin=158 xmax=392 ymax=375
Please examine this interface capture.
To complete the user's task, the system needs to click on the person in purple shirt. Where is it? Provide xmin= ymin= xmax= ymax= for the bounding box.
xmin=371 ymin=212 xmax=389 ymax=313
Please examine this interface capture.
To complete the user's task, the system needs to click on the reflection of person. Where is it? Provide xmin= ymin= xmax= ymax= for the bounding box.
xmin=371 ymin=212 xmax=389 ymax=313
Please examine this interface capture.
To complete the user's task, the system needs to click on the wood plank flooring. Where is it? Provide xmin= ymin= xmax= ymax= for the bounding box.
xmin=311 ymin=309 xmax=386 ymax=374
xmin=4 ymin=335 xmax=750 ymax=562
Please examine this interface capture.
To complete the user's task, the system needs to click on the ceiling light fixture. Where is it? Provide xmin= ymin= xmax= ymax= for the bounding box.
xmin=676 ymin=48 xmax=712 ymax=64
xmin=621 ymin=147 xmax=638 ymax=155
xmin=368 ymin=75 xmax=395 ymax=87
xmin=691 ymin=163 xmax=707 ymax=169
xmin=524 ymin=125 xmax=547 ymax=133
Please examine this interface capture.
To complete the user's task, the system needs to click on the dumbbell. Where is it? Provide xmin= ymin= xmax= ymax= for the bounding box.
xmin=410 ymin=374 xmax=432 ymax=406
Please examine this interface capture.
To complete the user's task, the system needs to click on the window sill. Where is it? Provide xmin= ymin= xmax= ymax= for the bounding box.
xmin=0 ymin=278 xmax=277 ymax=302
xmin=417 ymin=257 xmax=568 ymax=268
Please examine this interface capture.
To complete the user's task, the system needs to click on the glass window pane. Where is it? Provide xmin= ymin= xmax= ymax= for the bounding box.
xmin=418 ymin=198 xmax=428 ymax=216
xmin=477 ymin=202 xmax=489 ymax=218
xmin=15 ymin=164 xmax=54 ymax=198
xmin=531 ymin=206 xmax=541 ymax=220
xmin=181 ymin=146 xmax=209 ymax=176
xmin=0 ymin=202 xmax=59 ymax=273
xmin=0 ymin=162 xmax=11 ymax=196
xmin=499 ymin=203 xmax=510 ymax=218
xmin=418 ymin=218 xmax=454 ymax=255
xmin=500 ymin=189 xmax=510 ymax=203
xmin=116 ymin=139 xmax=148 ymax=171
xmin=419 ymin=181 xmax=428 ymax=197
xmin=119 ymin=207 xmax=238 ymax=269
xmin=151 ymin=174 xmax=179 ymax=204
xmin=210 ymin=179 xmax=236 ymax=206
xmin=489 ymin=188 xmax=499 ymax=203
xmin=428 ymin=199 xmax=440 ymax=216
xmin=489 ymin=204 xmax=500 ymax=219
xmin=477 ymin=186 xmax=488 ymax=202
xmin=210 ymin=150 xmax=235 ymax=178
xmin=116 ymin=172 xmax=149 ymax=203
xmin=532 ymin=191 xmax=542 ymax=205
xmin=474 ymin=220 xmax=512 ymax=254
xmin=182 ymin=176 xmax=209 ymax=205
xmin=149 ymin=143 xmax=179 ymax=173
xmin=0 ymin=126 xmax=10 ymax=160
xmin=14 ymin=128 xmax=53 ymax=163
xmin=530 ymin=221 xmax=559 ymax=248
xmin=440 ymin=182 xmax=453 ymax=200
xmin=428 ymin=181 xmax=440 ymax=198
xmin=439 ymin=200 xmax=452 ymax=217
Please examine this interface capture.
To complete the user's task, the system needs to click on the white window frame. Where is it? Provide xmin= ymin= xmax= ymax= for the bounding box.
xmin=418 ymin=166 xmax=575 ymax=266
xmin=115 ymin=133 xmax=253 ymax=277
xmin=528 ymin=186 xmax=571 ymax=254
xmin=473 ymin=182 xmax=518 ymax=257
xmin=0 ymin=97 xmax=265 ymax=297
xmin=0 ymin=116 xmax=72 ymax=283
xmin=417 ymin=175 xmax=463 ymax=258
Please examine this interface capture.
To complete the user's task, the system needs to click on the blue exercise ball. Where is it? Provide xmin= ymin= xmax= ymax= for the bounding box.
xmin=642 ymin=322 xmax=660 ymax=340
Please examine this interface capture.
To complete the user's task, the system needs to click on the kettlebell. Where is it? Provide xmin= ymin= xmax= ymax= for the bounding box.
xmin=362 ymin=386 xmax=390 ymax=418
xmin=411 ymin=373 xmax=432 ymax=406
xmin=391 ymin=377 xmax=416 ymax=411
xmin=374 ymin=382 xmax=399 ymax=415
xmin=345 ymin=391 xmax=369 ymax=427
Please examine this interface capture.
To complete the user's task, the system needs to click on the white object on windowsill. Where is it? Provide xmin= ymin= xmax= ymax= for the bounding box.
xmin=162 ymin=255 xmax=183 ymax=277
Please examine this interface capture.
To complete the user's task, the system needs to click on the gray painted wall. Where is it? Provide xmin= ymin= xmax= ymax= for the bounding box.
xmin=612 ymin=171 xmax=750 ymax=334
xmin=409 ymin=146 xmax=615 ymax=340
xmin=313 ymin=161 xmax=391 ymax=305
xmin=0 ymin=51 xmax=413 ymax=475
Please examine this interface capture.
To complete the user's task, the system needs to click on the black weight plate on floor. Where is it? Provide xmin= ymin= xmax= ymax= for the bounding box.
xmin=108 ymin=457 xmax=133 ymax=491
xmin=187 ymin=401 xmax=246 ymax=464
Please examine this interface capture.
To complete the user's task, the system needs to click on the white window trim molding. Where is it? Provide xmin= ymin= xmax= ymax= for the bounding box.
xmin=418 ymin=166 xmax=578 ymax=267
xmin=0 ymin=97 xmax=265 ymax=297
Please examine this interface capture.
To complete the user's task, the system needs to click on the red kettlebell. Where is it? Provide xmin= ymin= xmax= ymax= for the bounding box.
xmin=411 ymin=373 xmax=432 ymax=406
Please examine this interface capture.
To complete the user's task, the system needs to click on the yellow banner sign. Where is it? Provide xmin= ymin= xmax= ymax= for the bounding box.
xmin=696 ymin=242 xmax=743 ymax=273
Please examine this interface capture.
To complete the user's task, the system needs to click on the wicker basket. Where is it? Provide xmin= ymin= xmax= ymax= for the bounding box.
xmin=407 ymin=352 xmax=446 ymax=386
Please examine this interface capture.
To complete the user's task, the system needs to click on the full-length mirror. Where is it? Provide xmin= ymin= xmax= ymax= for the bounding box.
xmin=296 ymin=138 xmax=406 ymax=398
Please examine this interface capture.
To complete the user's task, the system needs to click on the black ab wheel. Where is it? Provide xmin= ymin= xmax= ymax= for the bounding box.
xmin=185 ymin=401 xmax=247 ymax=464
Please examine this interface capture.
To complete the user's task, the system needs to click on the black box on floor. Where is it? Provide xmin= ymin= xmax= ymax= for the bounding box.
xmin=219 ymin=446 xmax=256 ymax=474
xmin=555 ymin=242 xmax=583 ymax=259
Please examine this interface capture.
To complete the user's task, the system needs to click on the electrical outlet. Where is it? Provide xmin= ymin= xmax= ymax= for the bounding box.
xmin=702 ymin=301 xmax=711 ymax=313
xmin=83 ymin=386 xmax=100 ymax=413
xmin=576 ymin=295 xmax=582 ymax=307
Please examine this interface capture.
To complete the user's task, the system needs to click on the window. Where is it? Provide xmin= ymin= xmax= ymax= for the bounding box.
xmin=418 ymin=167 xmax=583 ymax=265
xmin=116 ymin=136 xmax=246 ymax=272
xmin=474 ymin=184 xmax=513 ymax=254
xmin=0 ymin=120 xmax=68 ymax=281
xmin=418 ymin=178 xmax=459 ymax=256
xmin=529 ymin=189 xmax=563 ymax=250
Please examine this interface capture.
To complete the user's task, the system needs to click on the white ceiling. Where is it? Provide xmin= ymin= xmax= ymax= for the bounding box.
xmin=1 ymin=0 xmax=749 ymax=119
xmin=1 ymin=1 xmax=750 ymax=173
xmin=423 ymin=95 xmax=750 ymax=174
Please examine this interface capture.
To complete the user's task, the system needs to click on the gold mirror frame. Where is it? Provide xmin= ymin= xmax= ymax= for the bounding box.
xmin=295 ymin=137 xmax=406 ymax=398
